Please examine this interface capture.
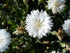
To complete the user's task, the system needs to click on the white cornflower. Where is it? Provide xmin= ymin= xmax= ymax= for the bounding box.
xmin=0 ymin=29 xmax=11 ymax=52
xmin=50 ymin=50 xmax=60 ymax=53
xmin=50 ymin=51 xmax=56 ymax=53
xmin=62 ymin=19 xmax=70 ymax=36
xmin=47 ymin=0 xmax=65 ymax=14
xmin=25 ymin=10 xmax=53 ymax=38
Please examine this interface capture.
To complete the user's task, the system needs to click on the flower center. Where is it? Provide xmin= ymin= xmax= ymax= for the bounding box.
xmin=33 ymin=19 xmax=42 ymax=31
xmin=0 ymin=39 xmax=3 ymax=43
xmin=35 ymin=21 xmax=41 ymax=28
xmin=55 ymin=1 xmax=60 ymax=7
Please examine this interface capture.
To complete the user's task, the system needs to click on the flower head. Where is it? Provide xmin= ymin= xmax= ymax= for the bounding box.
xmin=47 ymin=0 xmax=65 ymax=14
xmin=0 ymin=29 xmax=11 ymax=52
xmin=25 ymin=10 xmax=53 ymax=38
xmin=50 ymin=50 xmax=60 ymax=53
xmin=62 ymin=19 xmax=70 ymax=36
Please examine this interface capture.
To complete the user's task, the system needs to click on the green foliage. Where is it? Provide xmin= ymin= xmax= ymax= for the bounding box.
xmin=0 ymin=0 xmax=70 ymax=53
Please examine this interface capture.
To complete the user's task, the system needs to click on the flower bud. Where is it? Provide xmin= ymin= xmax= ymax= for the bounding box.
xmin=56 ymin=28 xmax=66 ymax=40
xmin=43 ymin=41 xmax=49 ymax=44
xmin=66 ymin=42 xmax=70 ymax=50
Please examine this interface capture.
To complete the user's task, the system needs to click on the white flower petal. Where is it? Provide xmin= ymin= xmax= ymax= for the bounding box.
xmin=62 ymin=19 xmax=70 ymax=36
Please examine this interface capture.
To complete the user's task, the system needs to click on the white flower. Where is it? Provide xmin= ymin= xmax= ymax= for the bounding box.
xmin=51 ymin=51 xmax=56 ymax=53
xmin=50 ymin=50 xmax=60 ymax=53
xmin=47 ymin=0 xmax=65 ymax=14
xmin=50 ymin=51 xmax=56 ymax=53
xmin=62 ymin=19 xmax=70 ymax=36
xmin=25 ymin=10 xmax=53 ymax=38
xmin=0 ymin=29 xmax=11 ymax=52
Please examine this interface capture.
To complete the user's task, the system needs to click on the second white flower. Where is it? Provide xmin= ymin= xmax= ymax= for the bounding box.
xmin=47 ymin=0 xmax=65 ymax=14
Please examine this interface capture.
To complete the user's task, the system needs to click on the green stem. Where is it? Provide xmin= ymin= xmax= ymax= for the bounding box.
xmin=58 ymin=18 xmax=63 ymax=24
